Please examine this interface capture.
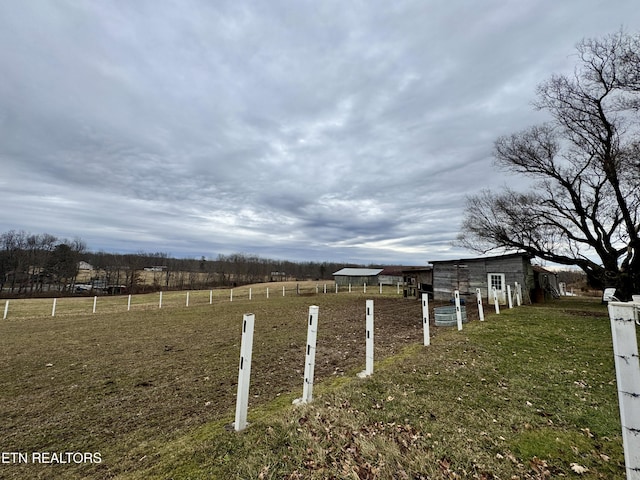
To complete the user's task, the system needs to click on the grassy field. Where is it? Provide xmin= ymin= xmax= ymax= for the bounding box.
xmin=0 ymin=287 xmax=634 ymax=479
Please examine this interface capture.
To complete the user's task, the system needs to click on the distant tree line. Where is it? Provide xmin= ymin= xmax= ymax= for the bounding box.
xmin=0 ymin=230 xmax=354 ymax=296
xmin=0 ymin=230 xmax=86 ymax=294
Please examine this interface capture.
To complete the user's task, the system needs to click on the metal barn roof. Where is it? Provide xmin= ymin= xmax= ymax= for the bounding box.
xmin=332 ymin=268 xmax=384 ymax=276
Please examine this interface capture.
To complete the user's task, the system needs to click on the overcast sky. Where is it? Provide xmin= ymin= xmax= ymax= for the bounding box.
xmin=1 ymin=1 xmax=638 ymax=265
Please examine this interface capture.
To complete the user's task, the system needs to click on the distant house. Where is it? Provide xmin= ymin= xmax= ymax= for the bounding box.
xmin=78 ymin=261 xmax=93 ymax=270
xmin=430 ymin=253 xmax=537 ymax=304
xmin=144 ymin=266 xmax=167 ymax=272
xmin=270 ymin=271 xmax=287 ymax=282
xmin=333 ymin=268 xmax=384 ymax=287
xmin=104 ymin=285 xmax=128 ymax=295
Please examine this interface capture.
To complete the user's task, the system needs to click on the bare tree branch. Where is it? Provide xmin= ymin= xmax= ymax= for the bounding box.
xmin=457 ymin=31 xmax=640 ymax=299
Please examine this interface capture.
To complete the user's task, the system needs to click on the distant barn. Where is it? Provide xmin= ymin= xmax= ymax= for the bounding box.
xmin=332 ymin=268 xmax=383 ymax=287
xmin=378 ymin=266 xmax=405 ymax=286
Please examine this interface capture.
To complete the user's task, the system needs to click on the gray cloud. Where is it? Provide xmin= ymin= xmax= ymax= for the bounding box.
xmin=1 ymin=0 xmax=637 ymax=264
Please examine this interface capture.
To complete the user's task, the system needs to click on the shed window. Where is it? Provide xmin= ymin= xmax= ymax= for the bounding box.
xmin=489 ymin=274 xmax=503 ymax=291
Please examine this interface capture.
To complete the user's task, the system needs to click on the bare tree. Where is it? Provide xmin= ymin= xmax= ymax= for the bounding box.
xmin=458 ymin=31 xmax=640 ymax=299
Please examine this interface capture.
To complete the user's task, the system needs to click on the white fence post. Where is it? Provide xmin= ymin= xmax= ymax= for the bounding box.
xmin=249 ymin=288 xmax=252 ymax=300
xmin=507 ymin=285 xmax=513 ymax=309
xmin=186 ymin=291 xmax=190 ymax=307
xmin=294 ymin=305 xmax=320 ymax=405
xmin=3 ymin=300 xmax=9 ymax=320
xmin=266 ymin=287 xmax=269 ymax=299
xmin=607 ymin=302 xmax=640 ymax=479
xmin=324 ymin=283 xmax=327 ymax=294
xmin=349 ymin=283 xmax=352 ymax=293
xmin=422 ymin=293 xmax=430 ymax=346
xmin=514 ymin=282 xmax=522 ymax=306
xmin=52 ymin=298 xmax=57 ymax=317
xmin=316 ymin=284 xmax=319 ymax=294
xmin=493 ymin=287 xmax=500 ymax=314
xmin=234 ymin=313 xmax=255 ymax=432
xmin=93 ymin=296 xmax=97 ymax=314
xmin=358 ymin=300 xmax=374 ymax=378
xmin=454 ymin=290 xmax=463 ymax=331
xmin=476 ymin=288 xmax=484 ymax=321
xmin=364 ymin=283 xmax=367 ymax=293
xmin=335 ymin=283 xmax=338 ymax=293
xmin=159 ymin=291 xmax=163 ymax=309
xmin=230 ymin=289 xmax=233 ymax=302
xmin=397 ymin=282 xmax=400 ymax=294
xmin=283 ymin=286 xmax=285 ymax=297
xmin=127 ymin=294 xmax=132 ymax=311
xmin=210 ymin=290 xmax=213 ymax=304
xmin=379 ymin=283 xmax=382 ymax=294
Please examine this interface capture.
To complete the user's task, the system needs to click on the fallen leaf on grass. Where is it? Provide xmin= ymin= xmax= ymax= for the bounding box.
xmin=580 ymin=427 xmax=593 ymax=438
xmin=570 ymin=463 xmax=588 ymax=474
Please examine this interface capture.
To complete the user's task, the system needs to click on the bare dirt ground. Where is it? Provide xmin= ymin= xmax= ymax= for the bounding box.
xmin=0 ymin=290 xmax=476 ymax=478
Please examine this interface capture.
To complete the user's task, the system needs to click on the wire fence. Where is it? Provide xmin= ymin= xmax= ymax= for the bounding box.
xmin=0 ymin=281 xmax=411 ymax=320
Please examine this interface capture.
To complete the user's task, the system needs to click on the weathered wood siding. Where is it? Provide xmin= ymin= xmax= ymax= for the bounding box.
xmin=334 ymin=275 xmax=380 ymax=286
xmin=432 ymin=255 xmax=534 ymax=303
xmin=378 ymin=275 xmax=403 ymax=286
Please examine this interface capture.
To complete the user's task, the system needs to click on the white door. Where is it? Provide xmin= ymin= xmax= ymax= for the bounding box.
xmin=487 ymin=273 xmax=506 ymax=304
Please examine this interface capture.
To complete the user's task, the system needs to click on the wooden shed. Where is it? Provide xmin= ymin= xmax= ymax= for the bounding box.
xmin=532 ymin=265 xmax=560 ymax=301
xmin=332 ymin=268 xmax=383 ymax=287
xmin=429 ymin=253 xmax=536 ymax=304
xmin=402 ymin=266 xmax=433 ymax=298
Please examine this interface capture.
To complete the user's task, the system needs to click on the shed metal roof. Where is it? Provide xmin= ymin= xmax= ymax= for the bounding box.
xmin=429 ymin=252 xmax=532 ymax=264
xmin=332 ymin=268 xmax=384 ymax=276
